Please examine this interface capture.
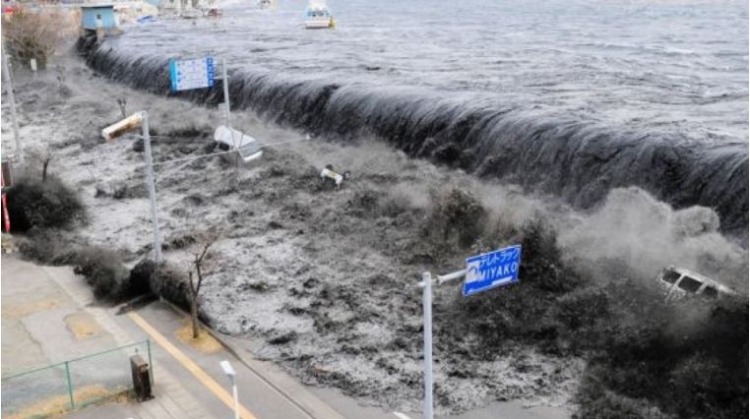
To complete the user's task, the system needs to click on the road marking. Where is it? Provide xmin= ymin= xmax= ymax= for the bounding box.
xmin=393 ymin=412 xmax=413 ymax=419
xmin=127 ymin=311 xmax=257 ymax=419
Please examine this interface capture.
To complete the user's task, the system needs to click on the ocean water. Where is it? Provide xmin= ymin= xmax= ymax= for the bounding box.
xmin=115 ymin=0 xmax=749 ymax=140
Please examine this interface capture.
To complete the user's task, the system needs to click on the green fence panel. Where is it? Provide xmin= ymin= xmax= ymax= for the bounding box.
xmin=68 ymin=340 xmax=151 ymax=409
xmin=1 ymin=362 xmax=70 ymax=418
xmin=1 ymin=340 xmax=151 ymax=419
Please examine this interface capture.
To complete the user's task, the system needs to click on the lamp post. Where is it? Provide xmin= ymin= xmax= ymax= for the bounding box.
xmin=101 ymin=111 xmax=162 ymax=262
xmin=220 ymin=360 xmax=240 ymax=419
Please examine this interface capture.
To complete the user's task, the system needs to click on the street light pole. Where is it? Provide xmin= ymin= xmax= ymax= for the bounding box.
xmin=220 ymin=360 xmax=240 ymax=419
xmin=100 ymin=111 xmax=162 ymax=262
xmin=231 ymin=375 xmax=240 ymax=419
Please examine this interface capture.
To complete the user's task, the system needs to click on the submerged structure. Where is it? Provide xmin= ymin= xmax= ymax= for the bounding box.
xmin=80 ymin=4 xmax=121 ymax=38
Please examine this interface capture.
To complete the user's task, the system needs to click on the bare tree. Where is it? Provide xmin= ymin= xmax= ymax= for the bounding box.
xmin=186 ymin=231 xmax=219 ymax=339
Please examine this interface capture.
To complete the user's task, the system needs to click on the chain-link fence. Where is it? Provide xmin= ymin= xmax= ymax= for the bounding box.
xmin=1 ymin=340 xmax=152 ymax=419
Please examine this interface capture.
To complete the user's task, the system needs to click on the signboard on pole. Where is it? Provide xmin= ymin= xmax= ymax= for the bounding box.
xmin=463 ymin=245 xmax=521 ymax=296
xmin=169 ymin=57 xmax=215 ymax=92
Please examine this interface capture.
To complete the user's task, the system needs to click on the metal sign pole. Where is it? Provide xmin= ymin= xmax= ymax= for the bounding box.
xmin=421 ymin=271 xmax=434 ymax=419
xmin=141 ymin=112 xmax=162 ymax=263
xmin=417 ymin=245 xmax=521 ymax=419
xmin=1 ymin=39 xmax=23 ymax=165
xmin=222 ymin=58 xmax=231 ymax=128
xmin=222 ymin=58 xmax=240 ymax=183
xmin=419 ymin=269 xmax=467 ymax=419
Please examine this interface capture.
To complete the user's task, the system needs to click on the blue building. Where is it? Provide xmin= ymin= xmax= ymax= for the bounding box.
xmin=80 ymin=4 xmax=119 ymax=34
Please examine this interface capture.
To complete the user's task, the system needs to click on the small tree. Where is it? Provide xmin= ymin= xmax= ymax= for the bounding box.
xmin=186 ymin=231 xmax=219 ymax=339
xmin=3 ymin=7 xmax=67 ymax=70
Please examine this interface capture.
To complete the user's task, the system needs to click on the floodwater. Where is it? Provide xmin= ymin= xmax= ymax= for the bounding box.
xmin=90 ymin=0 xmax=749 ymax=236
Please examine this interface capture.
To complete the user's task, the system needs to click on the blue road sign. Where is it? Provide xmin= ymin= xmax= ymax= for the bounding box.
xmin=169 ymin=57 xmax=215 ymax=92
xmin=462 ymin=245 xmax=522 ymax=296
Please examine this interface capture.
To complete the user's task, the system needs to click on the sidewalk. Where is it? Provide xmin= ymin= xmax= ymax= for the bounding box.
xmin=1 ymin=255 xmax=213 ymax=419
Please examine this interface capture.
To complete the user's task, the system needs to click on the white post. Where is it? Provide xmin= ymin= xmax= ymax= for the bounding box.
xmin=141 ymin=112 xmax=162 ymax=263
xmin=422 ymin=271 xmax=434 ymax=419
xmin=1 ymin=40 xmax=23 ymax=166
xmin=231 ymin=376 xmax=240 ymax=419
xmin=222 ymin=58 xmax=231 ymax=128
xmin=222 ymin=58 xmax=240 ymax=184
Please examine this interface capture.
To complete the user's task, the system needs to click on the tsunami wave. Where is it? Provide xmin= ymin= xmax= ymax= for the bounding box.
xmin=81 ymin=40 xmax=749 ymax=239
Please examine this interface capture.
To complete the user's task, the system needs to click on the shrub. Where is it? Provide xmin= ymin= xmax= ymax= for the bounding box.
xmin=17 ymin=228 xmax=75 ymax=264
xmin=3 ymin=8 xmax=70 ymax=70
xmin=5 ymin=175 xmax=85 ymax=232
xmin=149 ymin=263 xmax=191 ymax=312
xmin=128 ymin=259 xmax=157 ymax=297
xmin=73 ymin=247 xmax=129 ymax=301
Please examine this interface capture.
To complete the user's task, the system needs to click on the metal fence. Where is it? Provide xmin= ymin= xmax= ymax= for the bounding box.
xmin=1 ymin=340 xmax=152 ymax=419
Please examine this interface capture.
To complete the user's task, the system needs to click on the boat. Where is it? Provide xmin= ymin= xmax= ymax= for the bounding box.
xmin=305 ymin=1 xmax=334 ymax=29
xmin=258 ymin=0 xmax=275 ymax=9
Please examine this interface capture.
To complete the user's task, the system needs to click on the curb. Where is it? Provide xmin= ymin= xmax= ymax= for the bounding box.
xmin=156 ymin=297 xmax=346 ymax=419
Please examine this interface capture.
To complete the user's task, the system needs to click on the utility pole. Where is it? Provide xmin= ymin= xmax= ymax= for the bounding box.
xmin=1 ymin=39 xmax=23 ymax=166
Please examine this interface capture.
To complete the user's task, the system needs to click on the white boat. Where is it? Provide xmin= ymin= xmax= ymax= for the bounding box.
xmin=305 ymin=2 xmax=334 ymax=29
xmin=258 ymin=0 xmax=275 ymax=9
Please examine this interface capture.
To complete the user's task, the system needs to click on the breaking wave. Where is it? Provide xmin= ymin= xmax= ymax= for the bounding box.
xmin=81 ymin=41 xmax=748 ymax=239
